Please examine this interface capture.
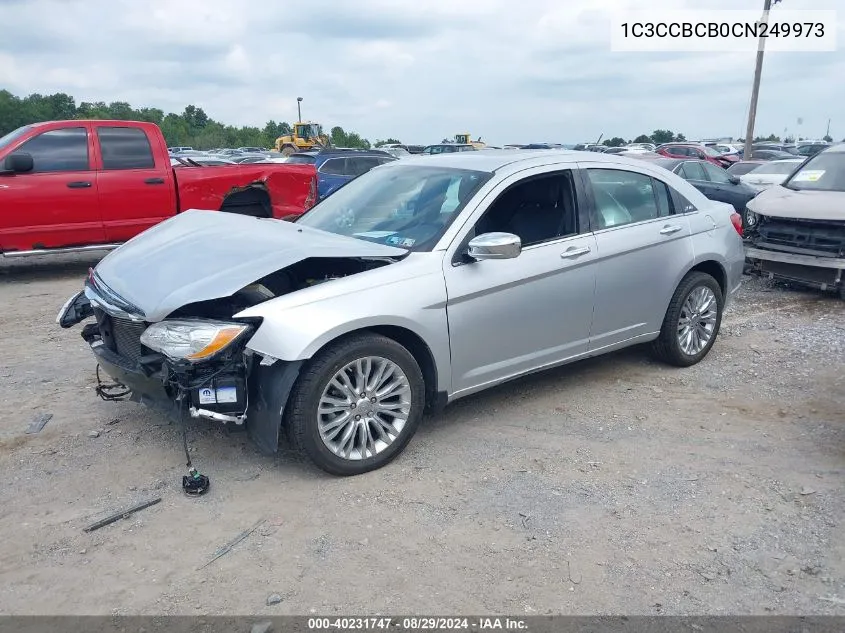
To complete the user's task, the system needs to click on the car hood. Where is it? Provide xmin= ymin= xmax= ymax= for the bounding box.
xmin=746 ymin=185 xmax=845 ymax=221
xmin=91 ymin=209 xmax=407 ymax=322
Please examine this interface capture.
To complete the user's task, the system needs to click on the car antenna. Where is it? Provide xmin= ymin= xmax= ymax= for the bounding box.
xmin=178 ymin=398 xmax=210 ymax=496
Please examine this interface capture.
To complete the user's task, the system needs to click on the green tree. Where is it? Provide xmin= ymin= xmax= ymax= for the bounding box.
xmin=602 ymin=137 xmax=626 ymax=147
xmin=633 ymin=134 xmax=653 ymax=144
xmin=673 ymin=133 xmax=686 ymax=142
xmin=651 ymin=129 xmax=675 ymax=144
xmin=823 ymin=134 xmax=833 ymax=142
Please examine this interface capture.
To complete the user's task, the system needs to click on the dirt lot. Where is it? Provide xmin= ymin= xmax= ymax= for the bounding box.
xmin=0 ymin=253 xmax=843 ymax=616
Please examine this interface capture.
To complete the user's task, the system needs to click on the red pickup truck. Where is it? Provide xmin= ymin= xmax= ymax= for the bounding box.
xmin=0 ymin=120 xmax=317 ymax=257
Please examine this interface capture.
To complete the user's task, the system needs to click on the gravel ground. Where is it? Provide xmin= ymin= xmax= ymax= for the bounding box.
xmin=0 ymin=253 xmax=843 ymax=616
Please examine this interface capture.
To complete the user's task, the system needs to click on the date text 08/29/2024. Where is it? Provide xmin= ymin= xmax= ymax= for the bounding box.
xmin=306 ymin=617 xmax=528 ymax=630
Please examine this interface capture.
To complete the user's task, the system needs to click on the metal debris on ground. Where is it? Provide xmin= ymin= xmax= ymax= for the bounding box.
xmin=83 ymin=497 xmax=162 ymax=532
xmin=198 ymin=518 xmax=265 ymax=570
xmin=25 ymin=412 xmax=53 ymax=434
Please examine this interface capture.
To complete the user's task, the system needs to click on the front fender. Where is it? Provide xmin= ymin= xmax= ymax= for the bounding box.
xmin=236 ymin=257 xmax=451 ymax=393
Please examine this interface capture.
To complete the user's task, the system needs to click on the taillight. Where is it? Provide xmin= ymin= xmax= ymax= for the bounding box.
xmin=730 ymin=212 xmax=743 ymax=236
xmin=304 ymin=175 xmax=317 ymax=210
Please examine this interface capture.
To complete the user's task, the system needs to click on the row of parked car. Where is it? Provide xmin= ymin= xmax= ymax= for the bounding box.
xmin=169 ymin=139 xmax=837 ymax=231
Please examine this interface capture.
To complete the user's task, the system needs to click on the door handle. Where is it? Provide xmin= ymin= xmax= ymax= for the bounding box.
xmin=66 ymin=181 xmax=92 ymax=189
xmin=144 ymin=177 xmax=165 ymax=185
xmin=560 ymin=246 xmax=591 ymax=259
xmin=659 ymin=225 xmax=682 ymax=235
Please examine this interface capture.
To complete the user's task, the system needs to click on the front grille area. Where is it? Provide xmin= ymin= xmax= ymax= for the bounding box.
xmin=753 ymin=218 xmax=845 ymax=257
xmin=93 ymin=308 xmax=147 ymax=364
xmin=112 ymin=317 xmax=146 ymax=362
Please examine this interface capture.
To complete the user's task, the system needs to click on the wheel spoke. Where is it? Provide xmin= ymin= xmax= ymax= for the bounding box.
xmin=317 ymin=355 xmax=413 ymax=461
xmin=676 ymin=285 xmax=718 ymax=356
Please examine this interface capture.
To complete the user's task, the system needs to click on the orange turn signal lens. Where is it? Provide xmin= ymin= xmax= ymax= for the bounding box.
xmin=186 ymin=326 xmax=248 ymax=361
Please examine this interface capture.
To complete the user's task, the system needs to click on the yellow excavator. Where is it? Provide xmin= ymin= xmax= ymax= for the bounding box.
xmin=274 ymin=121 xmax=331 ymax=156
xmin=454 ymin=133 xmax=486 ymax=149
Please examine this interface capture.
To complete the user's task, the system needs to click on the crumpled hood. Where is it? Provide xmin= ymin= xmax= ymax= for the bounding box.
xmin=747 ymin=185 xmax=845 ymax=221
xmin=92 ymin=209 xmax=406 ymax=322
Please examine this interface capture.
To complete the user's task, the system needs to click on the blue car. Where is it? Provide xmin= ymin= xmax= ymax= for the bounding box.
xmin=287 ymin=149 xmax=397 ymax=200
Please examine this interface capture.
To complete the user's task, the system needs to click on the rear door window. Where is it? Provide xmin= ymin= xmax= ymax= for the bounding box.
xmin=15 ymin=127 xmax=89 ymax=172
xmin=701 ymin=162 xmax=731 ymax=184
xmin=680 ymin=161 xmax=707 ymax=181
xmin=345 ymin=157 xmax=382 ymax=177
xmin=319 ymin=158 xmax=347 ymax=175
xmin=97 ymin=126 xmax=155 ymax=170
xmin=586 ymin=168 xmax=661 ymax=228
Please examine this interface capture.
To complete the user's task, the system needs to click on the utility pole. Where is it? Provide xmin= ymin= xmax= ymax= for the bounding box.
xmin=297 ymin=96 xmax=303 ymax=123
xmin=826 ymin=118 xmax=831 ymax=139
xmin=743 ymin=0 xmax=775 ymax=159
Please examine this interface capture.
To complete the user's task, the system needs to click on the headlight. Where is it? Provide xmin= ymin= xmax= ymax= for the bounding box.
xmin=745 ymin=209 xmax=758 ymax=228
xmin=140 ymin=320 xmax=251 ymax=362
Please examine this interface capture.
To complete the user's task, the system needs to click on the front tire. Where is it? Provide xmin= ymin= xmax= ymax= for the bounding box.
xmin=652 ymin=271 xmax=724 ymax=367
xmin=285 ymin=333 xmax=426 ymax=476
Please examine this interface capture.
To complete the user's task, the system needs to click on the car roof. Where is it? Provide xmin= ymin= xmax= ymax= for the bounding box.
xmin=382 ymin=148 xmax=698 ymax=173
xmin=316 ymin=149 xmax=392 ymax=157
xmin=823 ymin=143 xmax=845 ymax=154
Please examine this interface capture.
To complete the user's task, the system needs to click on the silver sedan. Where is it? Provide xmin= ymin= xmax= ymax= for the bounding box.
xmin=58 ymin=150 xmax=746 ymax=475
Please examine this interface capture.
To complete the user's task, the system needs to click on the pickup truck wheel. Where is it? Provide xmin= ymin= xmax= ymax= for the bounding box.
xmin=285 ymin=333 xmax=425 ymax=476
xmin=652 ymin=271 xmax=724 ymax=367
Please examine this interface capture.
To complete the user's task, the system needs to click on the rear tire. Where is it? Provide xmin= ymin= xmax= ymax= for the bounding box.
xmin=285 ymin=333 xmax=425 ymax=476
xmin=652 ymin=271 xmax=724 ymax=367
xmin=281 ymin=145 xmax=296 ymax=157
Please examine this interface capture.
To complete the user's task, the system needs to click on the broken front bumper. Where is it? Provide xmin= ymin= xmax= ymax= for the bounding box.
xmin=744 ymin=245 xmax=845 ymax=290
xmin=90 ymin=338 xmax=180 ymax=420
xmin=58 ymin=288 xmax=305 ymax=455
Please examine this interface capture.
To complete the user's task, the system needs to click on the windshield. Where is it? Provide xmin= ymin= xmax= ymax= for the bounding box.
xmin=748 ymin=161 xmax=802 ymax=176
xmin=702 ymin=146 xmax=722 ymax=157
xmin=0 ymin=125 xmax=33 ymax=151
xmin=783 ymin=152 xmax=845 ymax=191
xmin=295 ymin=164 xmax=491 ymax=251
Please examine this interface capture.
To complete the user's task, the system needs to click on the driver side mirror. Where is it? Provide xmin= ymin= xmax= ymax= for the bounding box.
xmin=2 ymin=152 xmax=34 ymax=174
xmin=728 ymin=174 xmax=740 ymax=185
xmin=467 ymin=232 xmax=521 ymax=260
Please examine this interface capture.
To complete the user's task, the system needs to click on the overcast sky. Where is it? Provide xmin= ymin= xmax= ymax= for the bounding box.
xmin=0 ymin=0 xmax=841 ymax=145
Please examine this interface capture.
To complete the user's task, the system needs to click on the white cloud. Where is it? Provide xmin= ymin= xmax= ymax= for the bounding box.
xmin=0 ymin=0 xmax=841 ymax=144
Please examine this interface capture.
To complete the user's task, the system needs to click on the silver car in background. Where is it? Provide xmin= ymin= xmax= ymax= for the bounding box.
xmin=58 ymin=151 xmax=745 ymax=476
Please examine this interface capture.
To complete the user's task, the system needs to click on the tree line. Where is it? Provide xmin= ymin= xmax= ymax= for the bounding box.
xmin=0 ymin=90 xmax=375 ymax=150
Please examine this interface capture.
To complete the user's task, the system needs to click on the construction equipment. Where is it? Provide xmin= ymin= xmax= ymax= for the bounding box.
xmin=275 ymin=121 xmax=331 ymax=156
xmin=454 ymin=133 xmax=486 ymax=149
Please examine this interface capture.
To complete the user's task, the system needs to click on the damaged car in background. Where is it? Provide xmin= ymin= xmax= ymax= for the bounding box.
xmin=58 ymin=151 xmax=744 ymax=476
xmin=744 ymin=144 xmax=845 ymax=299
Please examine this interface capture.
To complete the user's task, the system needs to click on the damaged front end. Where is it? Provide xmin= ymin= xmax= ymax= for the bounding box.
xmin=744 ymin=214 xmax=845 ymax=297
xmin=58 ymin=272 xmax=262 ymax=426
xmin=58 ymin=257 xmax=397 ymax=454
xmin=56 ymin=208 xmax=407 ymax=453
